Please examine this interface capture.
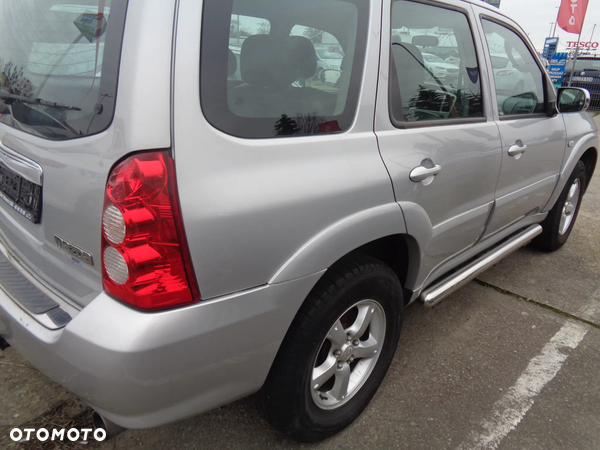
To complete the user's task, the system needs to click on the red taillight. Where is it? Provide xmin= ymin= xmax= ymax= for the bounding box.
xmin=101 ymin=151 xmax=200 ymax=310
xmin=496 ymin=70 xmax=514 ymax=77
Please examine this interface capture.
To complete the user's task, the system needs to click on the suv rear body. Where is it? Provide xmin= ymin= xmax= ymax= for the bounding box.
xmin=0 ymin=0 xmax=597 ymax=439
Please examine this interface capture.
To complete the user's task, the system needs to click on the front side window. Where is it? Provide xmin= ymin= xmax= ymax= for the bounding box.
xmin=390 ymin=0 xmax=483 ymax=124
xmin=482 ymin=20 xmax=546 ymax=116
xmin=201 ymin=0 xmax=368 ymax=138
xmin=0 ymin=0 xmax=128 ymax=140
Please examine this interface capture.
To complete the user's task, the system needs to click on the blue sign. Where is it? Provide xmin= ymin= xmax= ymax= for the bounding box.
xmin=543 ymin=37 xmax=559 ymax=59
xmin=548 ymin=52 xmax=568 ymax=87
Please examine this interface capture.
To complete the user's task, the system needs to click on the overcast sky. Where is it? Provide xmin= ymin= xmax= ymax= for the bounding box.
xmin=497 ymin=0 xmax=600 ymax=52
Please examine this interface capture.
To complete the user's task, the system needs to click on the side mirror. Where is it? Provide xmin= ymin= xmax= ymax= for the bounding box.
xmin=321 ymin=69 xmax=341 ymax=87
xmin=557 ymin=87 xmax=590 ymax=113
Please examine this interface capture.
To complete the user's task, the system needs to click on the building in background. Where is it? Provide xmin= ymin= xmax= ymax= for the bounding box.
xmin=482 ymin=0 xmax=501 ymax=7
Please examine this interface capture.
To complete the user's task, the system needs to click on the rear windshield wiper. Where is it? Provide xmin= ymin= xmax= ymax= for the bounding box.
xmin=0 ymin=90 xmax=81 ymax=111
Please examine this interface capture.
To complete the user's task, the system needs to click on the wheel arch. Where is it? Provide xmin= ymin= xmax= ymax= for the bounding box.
xmin=580 ymin=146 xmax=597 ymax=192
xmin=544 ymin=132 xmax=598 ymax=212
xmin=269 ymin=203 xmax=407 ymax=284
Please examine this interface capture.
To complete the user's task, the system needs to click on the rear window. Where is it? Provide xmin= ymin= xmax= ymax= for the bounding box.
xmin=0 ymin=0 xmax=128 ymax=140
xmin=200 ymin=0 xmax=369 ymax=139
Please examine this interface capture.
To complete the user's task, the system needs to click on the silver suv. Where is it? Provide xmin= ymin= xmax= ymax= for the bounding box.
xmin=0 ymin=0 xmax=596 ymax=443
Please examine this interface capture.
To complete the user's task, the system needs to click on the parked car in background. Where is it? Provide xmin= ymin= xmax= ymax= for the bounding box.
xmin=490 ymin=54 xmax=525 ymax=94
xmin=562 ymin=57 xmax=600 ymax=109
xmin=0 ymin=0 xmax=596 ymax=445
xmin=422 ymin=52 xmax=459 ymax=83
xmin=314 ymin=47 xmax=344 ymax=83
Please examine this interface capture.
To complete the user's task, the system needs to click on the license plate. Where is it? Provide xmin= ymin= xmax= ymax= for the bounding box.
xmin=0 ymin=163 xmax=42 ymax=223
xmin=572 ymin=76 xmax=594 ymax=82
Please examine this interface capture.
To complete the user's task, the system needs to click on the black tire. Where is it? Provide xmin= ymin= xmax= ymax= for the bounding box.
xmin=257 ymin=255 xmax=403 ymax=443
xmin=534 ymin=160 xmax=587 ymax=252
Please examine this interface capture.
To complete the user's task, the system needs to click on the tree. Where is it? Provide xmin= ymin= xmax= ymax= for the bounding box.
xmin=274 ymin=114 xmax=300 ymax=136
xmin=230 ymin=18 xmax=251 ymax=39
xmin=257 ymin=20 xmax=270 ymax=35
xmin=295 ymin=113 xmax=327 ymax=135
xmin=303 ymin=27 xmax=323 ymax=44
xmin=0 ymin=60 xmax=34 ymax=97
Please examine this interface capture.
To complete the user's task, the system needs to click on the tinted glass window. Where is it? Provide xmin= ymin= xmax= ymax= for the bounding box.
xmin=482 ymin=20 xmax=546 ymax=116
xmin=201 ymin=0 xmax=368 ymax=138
xmin=0 ymin=0 xmax=128 ymax=140
xmin=390 ymin=1 xmax=483 ymax=124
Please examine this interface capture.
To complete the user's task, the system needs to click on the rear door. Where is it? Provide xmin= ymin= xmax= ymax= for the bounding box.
xmin=476 ymin=13 xmax=566 ymax=237
xmin=375 ymin=0 xmax=502 ymax=277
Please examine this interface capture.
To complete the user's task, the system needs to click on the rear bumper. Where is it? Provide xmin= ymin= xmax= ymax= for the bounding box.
xmin=0 ymin=271 xmax=323 ymax=429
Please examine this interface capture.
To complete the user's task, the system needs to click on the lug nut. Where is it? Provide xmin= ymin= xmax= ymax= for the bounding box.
xmin=333 ymin=349 xmax=342 ymax=357
xmin=337 ymin=362 xmax=344 ymax=369
xmin=348 ymin=356 xmax=355 ymax=363
xmin=352 ymin=339 xmax=360 ymax=346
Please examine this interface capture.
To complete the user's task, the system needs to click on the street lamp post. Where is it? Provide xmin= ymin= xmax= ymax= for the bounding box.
xmin=552 ymin=6 xmax=559 ymax=37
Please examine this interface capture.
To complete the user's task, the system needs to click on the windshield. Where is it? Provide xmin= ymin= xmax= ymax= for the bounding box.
xmin=0 ymin=0 xmax=128 ymax=140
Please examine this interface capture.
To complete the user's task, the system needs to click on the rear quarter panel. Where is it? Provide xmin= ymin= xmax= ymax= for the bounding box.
xmin=173 ymin=0 xmax=403 ymax=300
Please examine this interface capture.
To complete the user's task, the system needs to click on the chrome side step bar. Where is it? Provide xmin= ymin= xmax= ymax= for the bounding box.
xmin=420 ymin=225 xmax=542 ymax=308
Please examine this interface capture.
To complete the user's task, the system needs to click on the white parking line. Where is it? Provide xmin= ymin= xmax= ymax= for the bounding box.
xmin=457 ymin=320 xmax=589 ymax=450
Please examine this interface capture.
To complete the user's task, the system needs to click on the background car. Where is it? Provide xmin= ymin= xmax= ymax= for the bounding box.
xmin=422 ymin=52 xmax=459 ymax=83
xmin=562 ymin=57 xmax=600 ymax=109
xmin=490 ymin=54 xmax=525 ymax=93
xmin=314 ymin=47 xmax=344 ymax=83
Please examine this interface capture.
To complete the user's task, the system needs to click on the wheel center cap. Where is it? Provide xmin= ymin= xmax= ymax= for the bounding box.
xmin=342 ymin=346 xmax=353 ymax=361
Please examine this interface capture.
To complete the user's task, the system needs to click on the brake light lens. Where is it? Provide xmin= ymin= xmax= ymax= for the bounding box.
xmin=101 ymin=151 xmax=200 ymax=310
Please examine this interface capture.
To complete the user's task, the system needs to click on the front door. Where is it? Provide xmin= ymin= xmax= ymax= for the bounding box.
xmin=479 ymin=17 xmax=566 ymax=237
xmin=375 ymin=0 xmax=503 ymax=282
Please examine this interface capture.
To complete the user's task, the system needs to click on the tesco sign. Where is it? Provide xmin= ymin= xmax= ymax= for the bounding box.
xmin=566 ymin=41 xmax=600 ymax=49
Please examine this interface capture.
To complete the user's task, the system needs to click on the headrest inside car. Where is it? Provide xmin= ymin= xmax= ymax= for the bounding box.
xmin=287 ymin=36 xmax=317 ymax=79
xmin=240 ymin=35 xmax=317 ymax=87
xmin=241 ymin=35 xmax=295 ymax=87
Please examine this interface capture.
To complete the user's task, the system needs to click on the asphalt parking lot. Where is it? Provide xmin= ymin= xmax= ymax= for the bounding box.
xmin=1 ymin=116 xmax=600 ymax=450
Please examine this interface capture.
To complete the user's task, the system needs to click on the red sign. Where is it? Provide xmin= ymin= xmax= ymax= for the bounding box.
xmin=558 ymin=0 xmax=589 ymax=34
xmin=566 ymin=41 xmax=599 ymax=49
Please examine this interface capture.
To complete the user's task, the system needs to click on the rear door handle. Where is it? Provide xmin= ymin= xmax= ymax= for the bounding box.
xmin=508 ymin=140 xmax=527 ymax=158
xmin=410 ymin=164 xmax=442 ymax=183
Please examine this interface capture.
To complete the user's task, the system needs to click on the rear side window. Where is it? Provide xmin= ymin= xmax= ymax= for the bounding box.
xmin=0 ymin=0 xmax=128 ymax=140
xmin=200 ymin=0 xmax=369 ymax=138
xmin=482 ymin=19 xmax=546 ymax=116
xmin=389 ymin=0 xmax=483 ymax=124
